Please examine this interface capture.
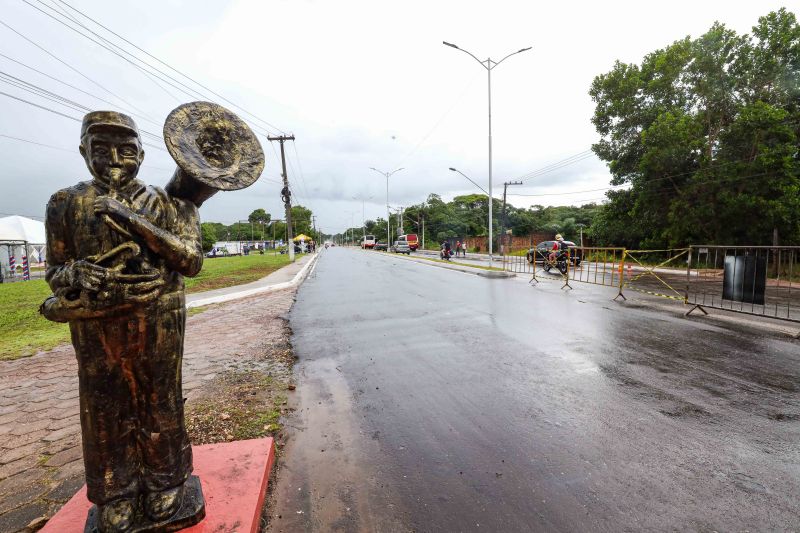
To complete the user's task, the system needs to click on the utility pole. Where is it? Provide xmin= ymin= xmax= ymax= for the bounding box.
xmin=577 ymin=223 xmax=586 ymax=247
xmin=397 ymin=207 xmax=404 ymax=237
xmin=268 ymin=134 xmax=296 ymax=261
xmin=500 ymin=180 xmax=522 ymax=253
xmin=312 ymin=216 xmax=317 ymax=250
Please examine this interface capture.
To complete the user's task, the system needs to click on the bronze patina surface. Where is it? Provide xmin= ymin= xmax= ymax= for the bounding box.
xmin=40 ymin=103 xmax=264 ymax=532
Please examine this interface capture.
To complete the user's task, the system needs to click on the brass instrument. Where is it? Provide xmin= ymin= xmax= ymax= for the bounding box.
xmin=163 ymin=101 xmax=265 ymax=207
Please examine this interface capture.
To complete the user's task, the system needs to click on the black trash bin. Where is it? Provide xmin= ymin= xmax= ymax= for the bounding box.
xmin=722 ymin=252 xmax=766 ymax=305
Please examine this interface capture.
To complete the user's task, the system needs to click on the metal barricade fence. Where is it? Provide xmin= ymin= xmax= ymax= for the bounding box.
xmin=569 ymin=247 xmax=626 ymax=288
xmin=502 ymin=253 xmax=534 ymax=274
xmin=616 ymin=248 xmax=691 ymax=302
xmin=504 ymin=246 xmax=626 ymax=289
xmin=686 ymin=246 xmax=799 ymax=323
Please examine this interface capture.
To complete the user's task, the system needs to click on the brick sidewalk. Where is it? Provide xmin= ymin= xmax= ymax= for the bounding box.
xmin=0 ymin=289 xmax=296 ymax=533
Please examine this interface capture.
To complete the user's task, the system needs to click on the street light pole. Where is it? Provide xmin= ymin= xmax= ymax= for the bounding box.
xmin=353 ymin=195 xmax=374 ymax=241
xmin=443 ymin=41 xmax=532 ymax=260
xmin=370 ymin=167 xmax=404 ymax=247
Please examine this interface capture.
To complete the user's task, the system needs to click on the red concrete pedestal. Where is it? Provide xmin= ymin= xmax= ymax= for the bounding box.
xmin=41 ymin=438 xmax=276 ymax=533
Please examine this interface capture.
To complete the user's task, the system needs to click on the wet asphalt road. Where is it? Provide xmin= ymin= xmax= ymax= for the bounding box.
xmin=268 ymin=248 xmax=799 ymax=532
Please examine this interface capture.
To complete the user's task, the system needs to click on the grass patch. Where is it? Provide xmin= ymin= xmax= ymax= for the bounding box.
xmin=0 ymin=280 xmax=69 ymax=361
xmin=0 ymin=254 xmax=295 ymax=361
xmin=187 ymin=305 xmax=210 ymax=317
xmin=185 ymin=370 xmax=290 ymax=444
xmin=184 ymin=253 xmax=293 ymax=293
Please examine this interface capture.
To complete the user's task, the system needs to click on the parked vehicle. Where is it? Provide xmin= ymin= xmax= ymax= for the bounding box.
xmin=402 ymin=233 xmax=419 ymax=251
xmin=526 ymin=240 xmax=582 ymax=266
xmin=391 ymin=240 xmax=411 ymax=254
xmin=361 ymin=234 xmax=376 ymax=249
xmin=374 ymin=242 xmax=388 ymax=251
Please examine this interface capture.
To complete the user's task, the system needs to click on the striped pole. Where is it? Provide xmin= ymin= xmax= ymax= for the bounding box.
xmin=8 ymin=254 xmax=15 ymax=277
xmin=22 ymin=255 xmax=30 ymax=281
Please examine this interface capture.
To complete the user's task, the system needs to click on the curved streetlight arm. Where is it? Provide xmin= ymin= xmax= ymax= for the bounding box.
xmin=449 ymin=167 xmax=489 ymax=195
xmin=443 ymin=41 xmax=488 ymax=69
xmin=492 ymin=46 xmax=533 ymax=69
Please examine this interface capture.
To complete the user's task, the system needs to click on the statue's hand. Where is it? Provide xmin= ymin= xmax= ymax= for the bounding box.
xmin=67 ymin=260 xmax=108 ymax=292
xmin=94 ymin=196 xmax=134 ymax=222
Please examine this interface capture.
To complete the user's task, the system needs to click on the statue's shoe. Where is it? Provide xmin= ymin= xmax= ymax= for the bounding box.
xmin=97 ymin=498 xmax=135 ymax=533
xmin=144 ymin=484 xmax=185 ymax=522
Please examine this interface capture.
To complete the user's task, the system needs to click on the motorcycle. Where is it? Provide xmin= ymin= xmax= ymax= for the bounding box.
xmin=440 ymin=245 xmax=453 ymax=261
xmin=543 ymin=250 xmax=569 ymax=275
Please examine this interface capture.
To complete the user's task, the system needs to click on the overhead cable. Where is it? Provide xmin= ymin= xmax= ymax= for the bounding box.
xmin=53 ymin=0 xmax=287 ymax=135
xmin=0 ymin=18 xmax=156 ymax=123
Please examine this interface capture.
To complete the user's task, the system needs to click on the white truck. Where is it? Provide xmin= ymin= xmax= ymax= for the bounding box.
xmin=361 ymin=234 xmax=376 ymax=249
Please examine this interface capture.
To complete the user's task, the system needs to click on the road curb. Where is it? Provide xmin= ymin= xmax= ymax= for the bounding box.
xmin=186 ymin=253 xmax=320 ymax=309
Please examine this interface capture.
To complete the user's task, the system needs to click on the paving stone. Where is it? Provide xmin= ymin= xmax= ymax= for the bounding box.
xmin=0 ymin=455 xmax=38 ymax=482
xmin=42 ymin=435 xmax=80 ymax=457
xmin=53 ymin=387 xmax=78 ymax=400
xmin=0 ymin=412 xmax=23 ymax=426
xmin=0 ymin=482 xmax=48 ymax=515
xmin=0 ymin=467 xmax=48 ymax=500
xmin=48 ymin=407 xmax=80 ymax=422
xmin=45 ymin=417 xmax=78 ymax=432
xmin=0 ymin=500 xmax=55 ymax=533
xmin=52 ymin=459 xmax=84 ymax=481
xmin=41 ymin=425 xmax=80 ymax=444
xmin=45 ymin=446 xmax=81 ymax=468
xmin=0 ymin=443 xmax=43 ymax=467
xmin=0 ymin=431 xmax=48 ymax=453
xmin=8 ymin=421 xmax=50 ymax=437
xmin=42 ymin=475 xmax=83 ymax=504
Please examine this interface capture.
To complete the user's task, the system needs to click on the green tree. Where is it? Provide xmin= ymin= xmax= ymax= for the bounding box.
xmin=589 ymin=8 xmax=800 ymax=247
xmin=248 ymin=208 xmax=270 ymax=225
xmin=200 ymin=223 xmax=217 ymax=252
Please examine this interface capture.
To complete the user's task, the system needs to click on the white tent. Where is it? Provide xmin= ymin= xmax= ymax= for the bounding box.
xmin=0 ymin=215 xmax=46 ymax=244
xmin=0 ymin=215 xmax=47 ymax=277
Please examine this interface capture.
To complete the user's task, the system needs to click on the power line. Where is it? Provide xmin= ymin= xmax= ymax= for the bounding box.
xmin=0 ymin=53 xmax=162 ymax=129
xmin=28 ymin=0 xmax=285 ymax=144
xmin=0 ymin=133 xmax=173 ymax=172
xmin=0 ymin=70 xmax=166 ymax=146
xmin=0 ymin=18 xmax=156 ymax=123
xmin=24 ymin=0 xmax=200 ymax=103
xmin=512 ymin=150 xmax=595 ymax=182
xmin=0 ymin=91 xmax=166 ymax=154
xmin=53 ymin=0 xmax=287 ymax=135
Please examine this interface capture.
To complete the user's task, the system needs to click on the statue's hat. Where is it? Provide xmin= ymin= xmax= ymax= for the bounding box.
xmin=81 ymin=111 xmax=139 ymax=138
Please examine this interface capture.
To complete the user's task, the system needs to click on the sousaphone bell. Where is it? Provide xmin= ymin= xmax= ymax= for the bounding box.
xmin=163 ymin=101 xmax=265 ymax=207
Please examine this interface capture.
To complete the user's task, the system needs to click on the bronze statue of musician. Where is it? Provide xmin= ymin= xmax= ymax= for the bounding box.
xmin=40 ymin=102 xmax=264 ymax=533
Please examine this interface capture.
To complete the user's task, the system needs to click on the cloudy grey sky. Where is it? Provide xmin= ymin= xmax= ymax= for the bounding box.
xmin=0 ymin=0 xmax=793 ymax=233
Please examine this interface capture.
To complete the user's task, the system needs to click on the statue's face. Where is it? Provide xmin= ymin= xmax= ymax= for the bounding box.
xmin=80 ymin=129 xmax=143 ymax=189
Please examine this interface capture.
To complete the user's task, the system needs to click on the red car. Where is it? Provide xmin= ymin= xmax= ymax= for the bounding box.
xmin=404 ymin=233 xmax=419 ymax=251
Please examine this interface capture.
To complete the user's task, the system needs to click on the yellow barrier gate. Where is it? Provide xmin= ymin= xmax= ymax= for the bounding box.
xmin=615 ymin=248 xmax=690 ymax=302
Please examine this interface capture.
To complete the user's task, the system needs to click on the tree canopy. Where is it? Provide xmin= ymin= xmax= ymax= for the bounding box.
xmin=589 ymin=8 xmax=800 ymax=247
xmin=333 ymin=192 xmax=599 ymax=247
